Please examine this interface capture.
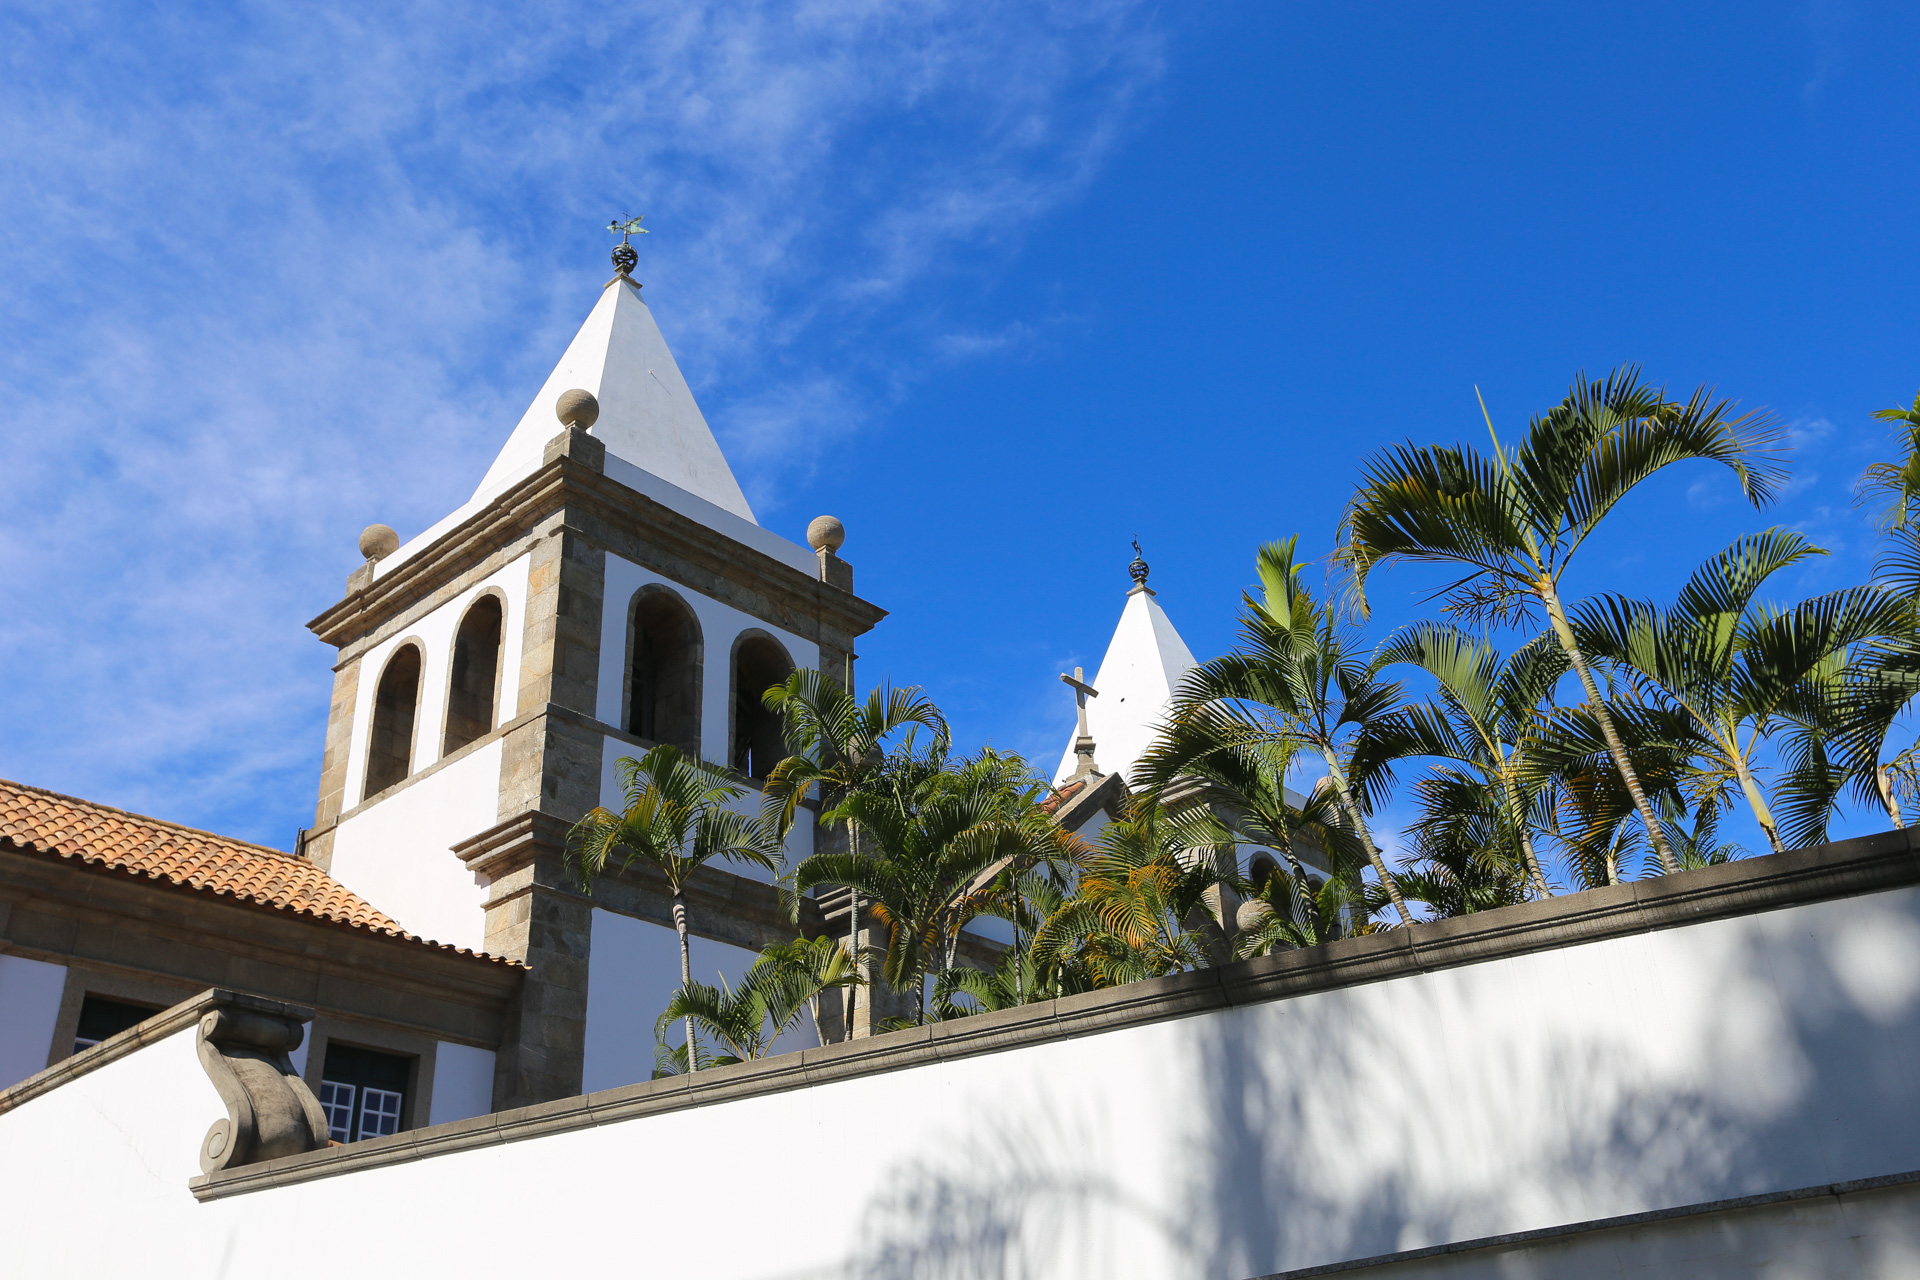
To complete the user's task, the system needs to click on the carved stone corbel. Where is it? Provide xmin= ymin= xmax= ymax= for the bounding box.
xmin=196 ymin=1002 xmax=329 ymax=1174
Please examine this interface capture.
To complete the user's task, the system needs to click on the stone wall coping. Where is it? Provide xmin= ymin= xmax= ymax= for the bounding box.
xmin=307 ymin=452 xmax=886 ymax=653
xmin=0 ymin=989 xmax=309 ymax=1118
xmin=183 ymin=825 xmax=1920 ymax=1201
xmin=1261 ymin=1167 xmax=1920 ymax=1278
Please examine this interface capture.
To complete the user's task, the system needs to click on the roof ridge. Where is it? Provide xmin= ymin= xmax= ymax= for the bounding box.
xmin=0 ymin=777 xmax=299 ymax=861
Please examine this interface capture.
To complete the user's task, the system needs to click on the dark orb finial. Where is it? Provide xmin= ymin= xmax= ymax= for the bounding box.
xmin=1129 ymin=538 xmax=1150 ymax=586
xmin=608 ymin=214 xmax=647 ymax=278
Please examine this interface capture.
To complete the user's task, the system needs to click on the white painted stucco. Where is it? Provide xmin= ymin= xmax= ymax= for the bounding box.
xmin=328 ymin=740 xmax=503 ymax=951
xmin=427 ymin=1041 xmax=497 ymax=1126
xmin=7 ymin=880 xmax=1919 ymax=1278
xmin=582 ymin=908 xmax=818 ymax=1093
xmin=0 ymin=954 xmax=66 ymax=1089
xmin=1055 ymin=586 xmax=1199 ymax=786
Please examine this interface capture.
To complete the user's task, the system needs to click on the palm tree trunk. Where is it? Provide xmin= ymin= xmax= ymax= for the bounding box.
xmin=1878 ymin=765 xmax=1906 ymax=828
xmin=1536 ymin=577 xmax=1681 ymax=877
xmin=844 ymin=826 xmax=861 ymax=1043
xmin=1500 ymin=768 xmax=1552 ymax=898
xmin=1319 ymin=750 xmax=1414 ymax=925
xmin=1731 ymin=753 xmax=1789 ymax=855
xmin=672 ymin=893 xmax=696 ymax=1071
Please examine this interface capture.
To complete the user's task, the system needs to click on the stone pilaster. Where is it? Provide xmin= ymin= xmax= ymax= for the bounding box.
xmin=456 ymin=812 xmax=592 ymax=1109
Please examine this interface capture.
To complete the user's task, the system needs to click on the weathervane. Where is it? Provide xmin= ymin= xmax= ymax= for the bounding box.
xmin=607 ymin=214 xmax=647 ymax=278
xmin=1129 ymin=538 xmax=1150 ymax=587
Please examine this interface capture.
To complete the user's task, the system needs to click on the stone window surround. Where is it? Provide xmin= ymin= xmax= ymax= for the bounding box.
xmin=438 ymin=587 xmax=510 ymax=760
xmin=362 ymin=637 xmax=428 ymax=802
xmin=620 ymin=582 xmax=704 ymax=756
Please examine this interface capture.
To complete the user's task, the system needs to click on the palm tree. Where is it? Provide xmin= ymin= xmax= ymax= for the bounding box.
xmin=1571 ymin=530 xmax=1910 ymax=854
xmin=1139 ymin=718 xmax=1358 ymax=940
xmin=1340 ymin=367 xmax=1787 ymax=875
xmin=792 ymin=745 xmax=1054 ymax=1023
xmin=653 ymin=935 xmax=861 ymax=1069
xmin=567 ymin=745 xmax=781 ymax=1070
xmin=761 ymin=669 xmax=947 ymax=1040
xmin=1365 ymin=624 xmax=1566 ymax=898
xmin=1234 ymin=860 xmax=1367 ymax=956
xmin=1029 ymin=813 xmax=1216 ymax=987
xmin=1150 ymin=536 xmax=1414 ymax=924
xmin=1857 ymin=388 xmax=1920 ymax=602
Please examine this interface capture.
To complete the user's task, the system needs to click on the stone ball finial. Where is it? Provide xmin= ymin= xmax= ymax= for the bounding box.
xmin=359 ymin=524 xmax=400 ymax=562
xmin=807 ymin=515 xmax=846 ymax=554
xmin=1235 ymin=897 xmax=1275 ymax=933
xmin=556 ymin=388 xmax=600 ymax=430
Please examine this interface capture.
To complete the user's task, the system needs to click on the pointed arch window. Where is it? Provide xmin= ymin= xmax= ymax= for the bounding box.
xmin=627 ymin=587 xmax=702 ymax=754
xmin=364 ymin=644 xmax=423 ymax=799
xmin=731 ymin=633 xmax=795 ymax=780
xmin=444 ymin=595 xmax=504 ymax=756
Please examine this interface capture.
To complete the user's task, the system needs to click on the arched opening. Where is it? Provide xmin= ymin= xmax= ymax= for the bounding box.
xmin=731 ymin=633 xmax=794 ymax=779
xmin=627 ymin=588 xmax=702 ymax=753
xmin=364 ymin=644 xmax=422 ymax=799
xmin=1248 ymin=853 xmax=1280 ymax=892
xmin=443 ymin=595 xmax=504 ymax=756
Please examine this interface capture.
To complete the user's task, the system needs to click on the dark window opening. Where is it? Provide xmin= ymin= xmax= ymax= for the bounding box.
xmin=731 ymin=634 xmax=794 ymax=780
xmin=443 ymin=596 xmax=503 ymax=755
xmin=319 ymin=1043 xmax=412 ymax=1144
xmin=364 ymin=644 xmax=422 ymax=799
xmin=74 ymin=996 xmax=162 ymax=1054
xmin=1248 ymin=854 xmax=1279 ymax=892
xmin=628 ymin=589 xmax=701 ymax=754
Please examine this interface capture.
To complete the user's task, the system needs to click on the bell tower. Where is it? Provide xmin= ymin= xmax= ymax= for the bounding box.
xmin=301 ymin=240 xmax=885 ymax=1107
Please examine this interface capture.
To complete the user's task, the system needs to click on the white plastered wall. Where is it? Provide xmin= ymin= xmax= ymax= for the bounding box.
xmin=327 ymin=555 xmax=531 ymax=950
xmin=0 ymin=954 xmax=68 ymax=1088
xmin=582 ymin=909 xmax=818 ymax=1092
xmin=428 ymin=1042 xmax=497 ymax=1125
xmin=5 ymin=884 xmax=1920 ymax=1278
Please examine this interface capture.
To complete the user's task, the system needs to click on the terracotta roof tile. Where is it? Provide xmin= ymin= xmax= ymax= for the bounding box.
xmin=0 ymin=778 xmax=514 ymax=965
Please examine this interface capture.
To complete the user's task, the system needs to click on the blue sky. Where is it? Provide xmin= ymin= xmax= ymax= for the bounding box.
xmin=2 ymin=2 xmax=1916 ymax=864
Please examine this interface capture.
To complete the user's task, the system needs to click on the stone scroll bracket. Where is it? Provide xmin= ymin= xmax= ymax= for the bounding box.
xmin=194 ymin=991 xmax=330 ymax=1175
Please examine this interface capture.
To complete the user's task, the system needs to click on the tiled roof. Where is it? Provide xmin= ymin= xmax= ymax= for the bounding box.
xmin=1039 ymin=779 xmax=1087 ymax=816
xmin=0 ymin=778 xmax=512 ymax=964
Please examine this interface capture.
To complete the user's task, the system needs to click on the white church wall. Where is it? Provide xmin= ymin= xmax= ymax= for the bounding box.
xmin=0 ymin=954 xmax=67 ymax=1089
xmin=582 ymin=908 xmax=818 ymax=1092
xmin=328 ymin=740 xmax=504 ymax=951
xmin=0 ymin=1024 xmax=219 ymax=1272
xmin=11 ymin=874 xmax=1919 ymax=1278
xmin=427 ymin=1041 xmax=497 ymax=1126
xmin=341 ymin=555 xmax=530 ymax=805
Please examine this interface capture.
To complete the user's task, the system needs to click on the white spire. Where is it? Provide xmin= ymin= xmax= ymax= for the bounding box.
xmin=471 ymin=277 xmax=756 ymax=522
xmin=1053 ymin=570 xmax=1199 ymax=787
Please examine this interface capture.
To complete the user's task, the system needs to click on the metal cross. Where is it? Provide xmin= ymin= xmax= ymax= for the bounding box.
xmin=1060 ymin=666 xmax=1099 ymax=738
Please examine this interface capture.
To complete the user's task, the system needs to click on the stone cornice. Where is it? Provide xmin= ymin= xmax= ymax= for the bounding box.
xmin=307 ymin=450 xmax=886 ymax=652
xmin=187 ymin=825 xmax=1920 ymax=1201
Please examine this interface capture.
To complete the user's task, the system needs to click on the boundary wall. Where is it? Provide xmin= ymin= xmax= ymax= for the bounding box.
xmin=3 ymin=829 xmax=1919 ymax=1278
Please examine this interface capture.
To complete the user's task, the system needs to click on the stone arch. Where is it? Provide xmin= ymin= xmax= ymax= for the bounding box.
xmin=1247 ymin=852 xmax=1280 ymax=891
xmin=364 ymin=642 xmax=424 ymax=800
xmin=729 ymin=629 xmax=795 ymax=780
xmin=626 ymin=586 xmax=703 ymax=755
xmin=442 ymin=591 xmax=506 ymax=757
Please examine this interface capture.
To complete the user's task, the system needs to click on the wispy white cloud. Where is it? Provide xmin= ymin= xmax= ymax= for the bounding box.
xmin=0 ymin=0 xmax=1164 ymax=838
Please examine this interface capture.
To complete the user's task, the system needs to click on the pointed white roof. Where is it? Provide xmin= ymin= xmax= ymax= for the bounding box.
xmin=372 ymin=276 xmax=819 ymax=580
xmin=471 ymin=277 xmax=755 ymax=521
xmin=1053 ymin=583 xmax=1199 ymax=786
